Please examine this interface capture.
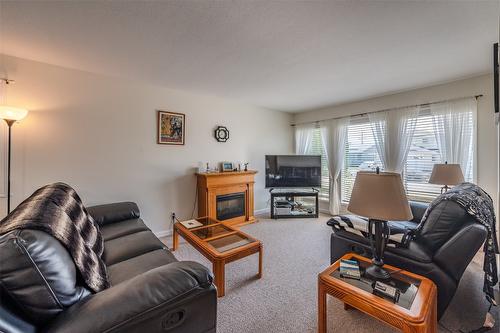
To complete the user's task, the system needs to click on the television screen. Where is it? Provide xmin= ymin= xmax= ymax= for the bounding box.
xmin=265 ymin=155 xmax=322 ymax=188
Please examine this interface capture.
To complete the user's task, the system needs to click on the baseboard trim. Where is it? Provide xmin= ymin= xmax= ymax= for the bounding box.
xmin=254 ymin=207 xmax=332 ymax=218
xmin=319 ymin=209 xmax=332 ymax=216
xmin=254 ymin=208 xmax=269 ymax=216
xmin=153 ymin=208 xmax=330 ymax=236
xmin=155 ymin=230 xmax=172 ymax=238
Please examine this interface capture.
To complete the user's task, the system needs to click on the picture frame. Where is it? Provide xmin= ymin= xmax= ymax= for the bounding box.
xmin=157 ymin=110 xmax=185 ymax=145
xmin=221 ymin=162 xmax=234 ymax=172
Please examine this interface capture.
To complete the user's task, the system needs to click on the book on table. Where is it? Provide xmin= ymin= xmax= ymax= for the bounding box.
xmin=339 ymin=259 xmax=361 ymax=280
xmin=180 ymin=219 xmax=203 ymax=229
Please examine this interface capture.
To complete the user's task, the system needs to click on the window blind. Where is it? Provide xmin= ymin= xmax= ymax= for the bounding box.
xmin=341 ymin=116 xmax=382 ymax=202
xmin=305 ymin=98 xmax=476 ymax=204
xmin=404 ymin=110 xmax=474 ymax=201
xmin=309 ymin=127 xmax=330 ymax=197
xmin=403 ymin=113 xmax=442 ymax=201
xmin=340 ymin=110 xmax=475 ymax=203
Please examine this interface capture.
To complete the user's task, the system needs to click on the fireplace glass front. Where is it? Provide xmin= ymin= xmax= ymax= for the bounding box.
xmin=216 ymin=192 xmax=245 ymax=221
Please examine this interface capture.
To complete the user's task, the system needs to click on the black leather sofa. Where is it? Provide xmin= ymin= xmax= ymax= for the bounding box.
xmin=330 ymin=200 xmax=488 ymax=319
xmin=0 ymin=202 xmax=217 ymax=333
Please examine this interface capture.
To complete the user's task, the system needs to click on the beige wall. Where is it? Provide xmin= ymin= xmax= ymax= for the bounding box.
xmin=0 ymin=55 xmax=293 ymax=234
xmin=2 ymin=55 xmax=496 ymax=231
xmin=294 ymin=74 xmax=499 ymax=213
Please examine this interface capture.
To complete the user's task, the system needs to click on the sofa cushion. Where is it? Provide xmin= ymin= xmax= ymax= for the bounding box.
xmin=409 ymin=201 xmax=429 ymax=223
xmin=107 ymin=249 xmax=178 ymax=285
xmin=103 ymin=230 xmax=165 ymax=266
xmin=328 ymin=216 xmax=417 ymax=245
xmin=332 ymin=229 xmax=432 ymax=263
xmin=0 ymin=230 xmax=90 ymax=325
xmin=416 ymin=200 xmax=472 ymax=252
xmin=87 ymin=202 xmax=140 ymax=226
xmin=388 ymin=220 xmax=418 ymax=234
xmin=100 ymin=218 xmax=149 ymax=241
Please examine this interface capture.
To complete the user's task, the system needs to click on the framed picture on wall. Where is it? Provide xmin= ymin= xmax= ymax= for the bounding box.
xmin=157 ymin=110 xmax=185 ymax=145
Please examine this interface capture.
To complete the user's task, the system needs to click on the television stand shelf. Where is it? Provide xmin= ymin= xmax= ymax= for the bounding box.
xmin=269 ymin=189 xmax=319 ymax=219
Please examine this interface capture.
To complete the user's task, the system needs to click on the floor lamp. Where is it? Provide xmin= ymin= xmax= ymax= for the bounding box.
xmin=0 ymin=106 xmax=28 ymax=214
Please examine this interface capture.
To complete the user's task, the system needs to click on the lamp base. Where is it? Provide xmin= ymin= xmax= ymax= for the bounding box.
xmin=366 ymin=219 xmax=391 ymax=281
xmin=365 ymin=263 xmax=391 ymax=280
xmin=440 ymin=185 xmax=449 ymax=194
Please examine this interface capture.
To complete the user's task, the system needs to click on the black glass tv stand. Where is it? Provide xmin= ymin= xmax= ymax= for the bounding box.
xmin=269 ymin=188 xmax=319 ymax=219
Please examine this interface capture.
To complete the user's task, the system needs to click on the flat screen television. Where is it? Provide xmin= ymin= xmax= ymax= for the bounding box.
xmin=265 ymin=155 xmax=322 ymax=188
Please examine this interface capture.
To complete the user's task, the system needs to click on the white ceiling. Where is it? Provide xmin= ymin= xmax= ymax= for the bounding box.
xmin=0 ymin=1 xmax=498 ymax=112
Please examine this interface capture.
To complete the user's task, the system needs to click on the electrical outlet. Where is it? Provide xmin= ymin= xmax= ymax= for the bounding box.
xmin=171 ymin=212 xmax=176 ymax=223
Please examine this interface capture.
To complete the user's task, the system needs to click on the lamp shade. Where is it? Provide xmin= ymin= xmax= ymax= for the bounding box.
xmin=428 ymin=163 xmax=464 ymax=186
xmin=0 ymin=106 xmax=29 ymax=121
xmin=347 ymin=171 xmax=413 ymax=221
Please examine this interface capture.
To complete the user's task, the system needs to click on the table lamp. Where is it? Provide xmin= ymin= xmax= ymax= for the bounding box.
xmin=0 ymin=106 xmax=29 ymax=214
xmin=428 ymin=161 xmax=464 ymax=194
xmin=348 ymin=168 xmax=412 ymax=280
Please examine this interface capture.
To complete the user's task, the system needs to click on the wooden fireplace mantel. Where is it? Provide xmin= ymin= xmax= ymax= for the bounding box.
xmin=196 ymin=170 xmax=257 ymax=227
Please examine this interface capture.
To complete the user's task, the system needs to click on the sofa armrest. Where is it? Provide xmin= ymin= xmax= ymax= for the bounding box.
xmin=433 ymin=223 xmax=487 ymax=281
xmin=86 ymin=202 xmax=140 ymax=226
xmin=387 ymin=241 xmax=433 ymax=263
xmin=46 ymin=261 xmax=217 ymax=333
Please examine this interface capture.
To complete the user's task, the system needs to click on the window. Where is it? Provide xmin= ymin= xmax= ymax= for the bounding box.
xmin=301 ymin=100 xmax=475 ymax=203
xmin=309 ymin=127 xmax=330 ymax=197
xmin=341 ymin=116 xmax=382 ymax=202
xmin=403 ymin=113 xmax=441 ymax=201
xmin=404 ymin=109 xmax=474 ymax=201
xmin=341 ymin=110 xmax=475 ymax=203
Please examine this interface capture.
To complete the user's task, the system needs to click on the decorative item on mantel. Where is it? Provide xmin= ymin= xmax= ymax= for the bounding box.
xmin=198 ymin=161 xmax=249 ymax=174
xmin=221 ymin=162 xmax=234 ymax=172
xmin=198 ymin=162 xmax=219 ymax=173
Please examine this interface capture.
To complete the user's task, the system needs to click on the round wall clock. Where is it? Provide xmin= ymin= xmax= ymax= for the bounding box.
xmin=214 ymin=126 xmax=229 ymax=142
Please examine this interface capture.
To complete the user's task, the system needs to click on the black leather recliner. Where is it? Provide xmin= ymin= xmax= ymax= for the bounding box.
xmin=330 ymin=200 xmax=488 ymax=319
xmin=0 ymin=202 xmax=217 ymax=333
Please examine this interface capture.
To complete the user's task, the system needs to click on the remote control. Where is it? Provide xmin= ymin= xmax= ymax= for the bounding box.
xmin=373 ymin=281 xmax=400 ymax=302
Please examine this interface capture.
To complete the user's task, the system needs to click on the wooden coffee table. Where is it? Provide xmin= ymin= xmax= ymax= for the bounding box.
xmin=318 ymin=253 xmax=437 ymax=333
xmin=172 ymin=217 xmax=262 ymax=297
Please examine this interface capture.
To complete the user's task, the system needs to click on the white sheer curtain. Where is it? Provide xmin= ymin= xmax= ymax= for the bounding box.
xmin=320 ymin=117 xmax=348 ymax=215
xmin=430 ymin=97 xmax=476 ymax=178
xmin=369 ymin=106 xmax=419 ymax=173
xmin=294 ymin=123 xmax=315 ymax=155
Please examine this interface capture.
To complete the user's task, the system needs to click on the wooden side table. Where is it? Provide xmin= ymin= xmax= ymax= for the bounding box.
xmin=318 ymin=253 xmax=437 ymax=333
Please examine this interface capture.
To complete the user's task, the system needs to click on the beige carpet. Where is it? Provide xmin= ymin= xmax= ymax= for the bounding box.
xmin=163 ymin=215 xmax=498 ymax=333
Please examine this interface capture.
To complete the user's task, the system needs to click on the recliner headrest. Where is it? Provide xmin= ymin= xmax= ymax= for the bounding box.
xmin=87 ymin=202 xmax=140 ymax=225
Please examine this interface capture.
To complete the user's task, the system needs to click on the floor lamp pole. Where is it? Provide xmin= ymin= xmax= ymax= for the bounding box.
xmin=5 ymin=119 xmax=14 ymax=214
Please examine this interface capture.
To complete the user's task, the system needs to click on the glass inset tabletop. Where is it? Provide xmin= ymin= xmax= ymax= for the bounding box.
xmin=193 ymin=217 xmax=220 ymax=228
xmin=207 ymin=234 xmax=254 ymax=253
xmin=330 ymin=258 xmax=421 ymax=310
xmin=192 ymin=224 xmax=234 ymax=240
